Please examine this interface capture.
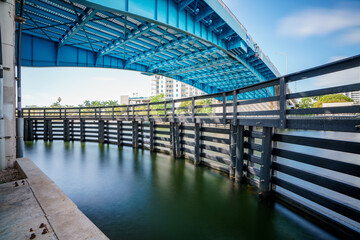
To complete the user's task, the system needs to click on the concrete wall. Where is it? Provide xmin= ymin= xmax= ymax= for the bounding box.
xmin=0 ymin=0 xmax=16 ymax=167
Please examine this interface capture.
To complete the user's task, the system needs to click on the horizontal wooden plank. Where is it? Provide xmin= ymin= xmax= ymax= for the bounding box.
xmin=287 ymin=105 xmax=360 ymax=115
xmin=287 ymin=83 xmax=360 ymax=100
xmin=201 ymin=127 xmax=230 ymax=134
xmin=273 ymin=134 xmax=360 ymax=154
xmin=273 ymin=162 xmax=360 ymax=200
xmin=272 ymin=177 xmax=360 ymax=222
xmin=200 ymin=144 xmax=230 ymax=155
xmin=200 ymin=153 xmax=230 ymax=165
xmin=272 ymin=148 xmax=360 ymax=177
xmin=201 ymin=135 xmax=230 ymax=144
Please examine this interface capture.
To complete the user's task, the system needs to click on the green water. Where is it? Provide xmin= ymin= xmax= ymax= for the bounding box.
xmin=24 ymin=141 xmax=336 ymax=240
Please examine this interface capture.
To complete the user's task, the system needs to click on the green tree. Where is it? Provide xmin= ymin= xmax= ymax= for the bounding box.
xmin=177 ymin=101 xmax=192 ymax=114
xmin=50 ymin=97 xmax=62 ymax=108
xmin=299 ymin=97 xmax=314 ymax=109
xmin=196 ymin=99 xmax=212 ymax=113
xmin=313 ymin=94 xmax=353 ymax=108
xmin=149 ymin=94 xmax=166 ymax=116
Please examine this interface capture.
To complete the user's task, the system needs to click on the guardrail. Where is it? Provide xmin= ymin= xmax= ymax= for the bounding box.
xmin=21 ymin=55 xmax=360 ymax=238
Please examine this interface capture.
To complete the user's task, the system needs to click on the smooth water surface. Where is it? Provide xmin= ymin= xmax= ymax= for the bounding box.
xmin=24 ymin=141 xmax=336 ymax=240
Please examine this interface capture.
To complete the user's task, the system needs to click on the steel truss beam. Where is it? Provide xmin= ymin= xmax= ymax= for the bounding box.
xmin=168 ymin=58 xmax=236 ymax=76
xmin=125 ymin=36 xmax=193 ymax=66
xmin=98 ymin=23 xmax=157 ymax=58
xmin=182 ymin=64 xmax=249 ymax=80
xmin=148 ymin=47 xmax=221 ymax=72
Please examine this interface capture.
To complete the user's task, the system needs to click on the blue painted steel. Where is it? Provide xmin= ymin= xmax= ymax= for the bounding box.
xmin=17 ymin=0 xmax=279 ymax=98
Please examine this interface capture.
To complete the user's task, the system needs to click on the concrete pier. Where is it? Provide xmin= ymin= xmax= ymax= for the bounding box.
xmin=0 ymin=0 xmax=16 ymax=167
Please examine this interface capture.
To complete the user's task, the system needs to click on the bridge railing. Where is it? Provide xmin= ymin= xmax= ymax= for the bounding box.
xmin=20 ymin=55 xmax=360 ymax=238
xmin=22 ymin=55 xmax=360 ymax=132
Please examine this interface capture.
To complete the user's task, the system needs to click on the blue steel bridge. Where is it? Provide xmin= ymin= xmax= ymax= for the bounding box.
xmin=18 ymin=0 xmax=279 ymax=98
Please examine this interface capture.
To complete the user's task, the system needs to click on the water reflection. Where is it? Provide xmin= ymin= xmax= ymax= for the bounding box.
xmin=24 ymin=141 xmax=336 ymax=240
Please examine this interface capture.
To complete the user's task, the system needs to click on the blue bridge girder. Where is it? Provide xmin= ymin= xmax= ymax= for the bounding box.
xmin=17 ymin=0 xmax=280 ymax=98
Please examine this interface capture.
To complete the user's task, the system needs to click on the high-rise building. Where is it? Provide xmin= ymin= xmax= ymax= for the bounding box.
xmin=151 ymin=75 xmax=205 ymax=99
xmin=344 ymin=91 xmax=360 ymax=103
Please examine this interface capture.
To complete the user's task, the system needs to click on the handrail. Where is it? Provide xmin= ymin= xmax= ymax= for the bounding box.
xmin=21 ymin=55 xmax=360 ymax=132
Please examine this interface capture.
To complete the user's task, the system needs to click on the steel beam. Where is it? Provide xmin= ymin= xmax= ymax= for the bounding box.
xmin=148 ymin=47 xmax=220 ymax=71
xmin=126 ymin=36 xmax=192 ymax=66
xmin=98 ymin=23 xmax=157 ymax=58
xmin=34 ymin=4 xmax=98 ymax=48
xmin=178 ymin=0 xmax=195 ymax=10
xmin=195 ymin=6 xmax=214 ymax=22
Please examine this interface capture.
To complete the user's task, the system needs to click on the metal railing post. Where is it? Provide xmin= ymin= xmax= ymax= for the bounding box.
xmin=279 ymin=77 xmax=286 ymax=129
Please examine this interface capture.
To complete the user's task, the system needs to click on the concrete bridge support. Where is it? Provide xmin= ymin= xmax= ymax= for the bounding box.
xmin=0 ymin=0 xmax=16 ymax=169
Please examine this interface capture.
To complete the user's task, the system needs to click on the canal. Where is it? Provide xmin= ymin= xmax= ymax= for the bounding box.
xmin=24 ymin=140 xmax=337 ymax=240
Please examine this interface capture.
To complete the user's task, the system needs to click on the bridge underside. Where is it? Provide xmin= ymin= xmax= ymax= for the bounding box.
xmin=18 ymin=0 xmax=278 ymax=98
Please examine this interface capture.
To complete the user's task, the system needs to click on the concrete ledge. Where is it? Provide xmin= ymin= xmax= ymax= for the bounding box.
xmin=11 ymin=158 xmax=108 ymax=240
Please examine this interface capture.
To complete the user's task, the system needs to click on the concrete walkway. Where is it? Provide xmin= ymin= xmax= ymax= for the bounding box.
xmin=0 ymin=158 xmax=108 ymax=240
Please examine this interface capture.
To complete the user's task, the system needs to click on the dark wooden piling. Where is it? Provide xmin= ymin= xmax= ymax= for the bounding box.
xmin=98 ymin=120 xmax=104 ymax=144
xmin=47 ymin=120 xmax=53 ymax=141
xmin=259 ymin=127 xmax=273 ymax=196
xmin=132 ymin=121 xmax=139 ymax=148
xmin=64 ymin=119 xmax=69 ymax=141
xmin=229 ymin=124 xmax=236 ymax=178
xmin=117 ymin=120 xmax=122 ymax=146
xmin=80 ymin=119 xmax=85 ymax=142
xmin=235 ymin=125 xmax=245 ymax=181
xmin=149 ymin=121 xmax=154 ymax=151
xmin=194 ymin=122 xmax=201 ymax=165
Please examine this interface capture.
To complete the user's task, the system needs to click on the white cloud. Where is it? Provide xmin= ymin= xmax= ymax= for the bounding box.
xmin=277 ymin=7 xmax=360 ymax=38
xmin=340 ymin=28 xmax=360 ymax=44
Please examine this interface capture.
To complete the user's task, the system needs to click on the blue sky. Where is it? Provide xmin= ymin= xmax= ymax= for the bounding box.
xmin=22 ymin=0 xmax=360 ymax=106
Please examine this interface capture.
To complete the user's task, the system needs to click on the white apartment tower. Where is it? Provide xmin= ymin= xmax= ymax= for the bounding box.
xmin=151 ymin=75 xmax=205 ymax=99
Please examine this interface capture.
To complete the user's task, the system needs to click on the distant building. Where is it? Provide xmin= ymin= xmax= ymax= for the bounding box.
xmin=151 ymin=75 xmax=205 ymax=99
xmin=120 ymin=95 xmax=149 ymax=105
xmin=344 ymin=91 xmax=360 ymax=103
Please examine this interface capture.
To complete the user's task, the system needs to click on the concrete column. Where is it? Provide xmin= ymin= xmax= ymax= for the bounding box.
xmin=1 ymin=0 xmax=16 ymax=168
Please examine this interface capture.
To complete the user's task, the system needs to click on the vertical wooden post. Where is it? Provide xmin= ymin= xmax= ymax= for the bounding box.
xmin=112 ymin=106 xmax=115 ymax=119
xmin=259 ymin=127 xmax=273 ymax=197
xmin=222 ymin=92 xmax=227 ymax=124
xmin=132 ymin=105 xmax=135 ymax=121
xmin=232 ymin=90 xmax=238 ymax=126
xmin=164 ymin=101 xmax=167 ymax=121
xmin=147 ymin=103 xmax=150 ymax=121
xmin=117 ymin=120 xmax=122 ymax=146
xmin=80 ymin=119 xmax=85 ymax=142
xmin=127 ymin=105 xmax=129 ymax=121
xmin=229 ymin=124 xmax=236 ymax=178
xmin=140 ymin=121 xmax=144 ymax=149
xmin=279 ymin=77 xmax=286 ymax=129
xmin=171 ymin=122 xmax=176 ymax=157
xmin=247 ymin=126 xmax=255 ymax=179
xmin=191 ymin=97 xmax=195 ymax=123
xmin=44 ymin=119 xmax=48 ymax=141
xmin=29 ymin=120 xmax=34 ymax=141
xmin=179 ymin=123 xmax=184 ymax=157
xmin=98 ymin=120 xmax=104 ymax=144
xmin=104 ymin=121 xmax=109 ymax=144
xmin=149 ymin=121 xmax=154 ymax=151
xmin=34 ymin=120 xmax=38 ymax=140
xmin=235 ymin=125 xmax=245 ymax=181
xmin=175 ymin=123 xmax=180 ymax=158
xmin=194 ymin=122 xmax=201 ymax=165
xmin=64 ymin=119 xmax=69 ymax=141
xmin=48 ymin=120 xmax=53 ymax=141
xmin=132 ymin=121 xmax=139 ymax=148
xmin=69 ymin=120 xmax=74 ymax=141
xmin=24 ymin=119 xmax=29 ymax=141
